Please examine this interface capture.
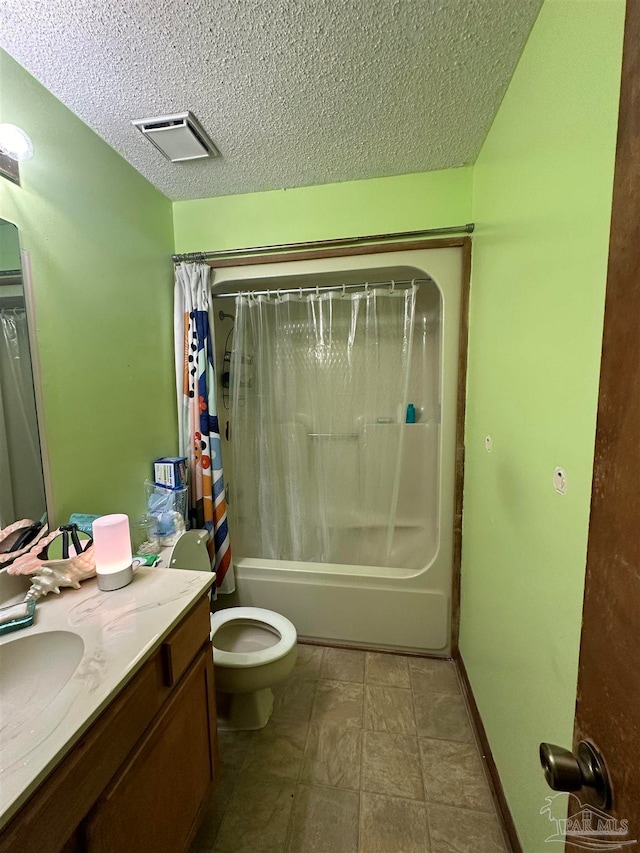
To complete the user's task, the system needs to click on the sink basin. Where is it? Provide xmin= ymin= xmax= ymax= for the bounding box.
xmin=0 ymin=631 xmax=85 ymax=737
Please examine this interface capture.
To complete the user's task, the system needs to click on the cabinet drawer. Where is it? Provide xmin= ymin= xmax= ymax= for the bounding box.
xmin=162 ymin=593 xmax=211 ymax=686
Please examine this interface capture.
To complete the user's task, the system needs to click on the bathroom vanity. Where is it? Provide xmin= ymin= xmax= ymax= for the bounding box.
xmin=0 ymin=568 xmax=218 ymax=853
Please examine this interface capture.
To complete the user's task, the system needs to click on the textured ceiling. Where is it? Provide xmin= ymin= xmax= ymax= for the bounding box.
xmin=0 ymin=0 xmax=542 ymax=201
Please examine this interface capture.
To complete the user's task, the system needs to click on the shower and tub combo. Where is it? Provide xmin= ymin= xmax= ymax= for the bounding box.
xmin=210 ymin=247 xmax=463 ymax=656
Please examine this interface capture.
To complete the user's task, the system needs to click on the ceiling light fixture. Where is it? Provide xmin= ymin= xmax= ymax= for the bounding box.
xmin=0 ymin=124 xmax=34 ymax=161
xmin=131 ymin=111 xmax=220 ymax=162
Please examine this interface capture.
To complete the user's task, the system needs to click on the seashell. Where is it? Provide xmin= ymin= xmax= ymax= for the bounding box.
xmin=25 ymin=546 xmax=96 ymax=600
xmin=8 ymin=525 xmax=96 ymax=600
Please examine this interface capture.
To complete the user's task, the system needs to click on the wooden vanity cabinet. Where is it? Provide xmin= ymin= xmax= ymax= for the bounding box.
xmin=0 ymin=593 xmax=218 ymax=853
xmin=84 ymin=647 xmax=214 ymax=853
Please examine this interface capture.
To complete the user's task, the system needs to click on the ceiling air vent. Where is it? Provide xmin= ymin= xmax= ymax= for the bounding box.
xmin=131 ymin=112 xmax=220 ymax=162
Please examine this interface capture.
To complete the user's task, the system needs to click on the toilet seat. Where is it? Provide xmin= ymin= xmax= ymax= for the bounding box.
xmin=210 ymin=607 xmax=296 ymax=669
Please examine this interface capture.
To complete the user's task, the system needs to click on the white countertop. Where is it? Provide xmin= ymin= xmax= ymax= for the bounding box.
xmin=0 ymin=567 xmax=215 ymax=830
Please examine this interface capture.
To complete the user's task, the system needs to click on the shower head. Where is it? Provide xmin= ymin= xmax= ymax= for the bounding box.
xmin=219 ymin=310 xmax=234 ymax=322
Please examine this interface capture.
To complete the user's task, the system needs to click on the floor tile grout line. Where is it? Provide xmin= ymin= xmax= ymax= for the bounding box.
xmin=360 ymin=785 xmax=426 ymax=803
xmin=407 ymin=670 xmax=429 ymax=809
xmin=423 ymin=796 xmax=434 ymax=853
xmin=411 ymin=684 xmax=468 ymax=699
xmin=282 ymin=782 xmax=296 ymax=853
xmin=408 ymin=670 xmax=419 ymax=734
xmin=289 ymin=778 xmax=361 ymax=794
xmin=424 ymin=798 xmax=498 ymax=817
xmin=355 ymin=783 xmax=362 ymax=853
xmin=284 ymin=647 xmax=324 ymax=853
xmin=416 ymin=733 xmax=482 ymax=747
xmin=210 ymin=731 xmax=255 ymax=853
xmin=297 ymin=706 xmax=315 ymax=785
xmin=359 ymin=723 xmax=365 ymax=794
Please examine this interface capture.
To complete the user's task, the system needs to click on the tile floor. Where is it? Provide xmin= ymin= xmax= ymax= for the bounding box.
xmin=190 ymin=645 xmax=509 ymax=853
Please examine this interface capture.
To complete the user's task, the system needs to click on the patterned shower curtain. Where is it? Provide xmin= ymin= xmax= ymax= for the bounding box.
xmin=174 ymin=262 xmax=234 ymax=593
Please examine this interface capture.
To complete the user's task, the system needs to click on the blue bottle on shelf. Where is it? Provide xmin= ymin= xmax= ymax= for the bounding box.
xmin=406 ymin=403 xmax=416 ymax=423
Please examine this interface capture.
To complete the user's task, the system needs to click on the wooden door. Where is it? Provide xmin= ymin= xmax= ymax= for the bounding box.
xmin=567 ymin=0 xmax=640 ymax=847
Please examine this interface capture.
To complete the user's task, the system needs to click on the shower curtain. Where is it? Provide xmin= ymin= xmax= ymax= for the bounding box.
xmin=174 ymin=262 xmax=234 ymax=593
xmin=0 ymin=309 xmax=46 ymax=526
xmin=230 ymin=285 xmax=416 ymax=568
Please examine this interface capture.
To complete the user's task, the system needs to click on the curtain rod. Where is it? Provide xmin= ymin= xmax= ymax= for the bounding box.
xmin=212 ymin=277 xmax=431 ymax=300
xmin=171 ymin=223 xmax=474 ymax=264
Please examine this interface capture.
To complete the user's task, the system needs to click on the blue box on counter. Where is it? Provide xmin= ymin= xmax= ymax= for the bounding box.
xmin=153 ymin=457 xmax=188 ymax=489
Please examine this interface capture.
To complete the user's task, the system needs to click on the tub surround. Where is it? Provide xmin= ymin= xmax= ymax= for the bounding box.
xmin=210 ymin=245 xmax=464 ymax=655
xmin=0 ymin=567 xmax=215 ymax=831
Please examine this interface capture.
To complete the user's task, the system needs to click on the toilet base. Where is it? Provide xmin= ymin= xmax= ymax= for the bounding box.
xmin=216 ymin=687 xmax=275 ymax=731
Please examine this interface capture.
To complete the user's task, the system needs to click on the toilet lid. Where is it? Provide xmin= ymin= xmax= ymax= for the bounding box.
xmin=210 ymin=606 xmax=297 ymax=668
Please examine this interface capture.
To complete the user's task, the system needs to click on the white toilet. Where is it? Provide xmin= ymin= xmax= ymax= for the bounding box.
xmin=167 ymin=531 xmax=298 ymax=731
xmin=210 ymin=606 xmax=297 ymax=730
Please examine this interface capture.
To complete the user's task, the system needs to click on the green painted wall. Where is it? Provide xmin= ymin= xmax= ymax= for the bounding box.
xmin=0 ymin=50 xmax=177 ymax=524
xmin=173 ymin=167 xmax=472 ymax=252
xmin=460 ymin=2 xmax=625 ymax=850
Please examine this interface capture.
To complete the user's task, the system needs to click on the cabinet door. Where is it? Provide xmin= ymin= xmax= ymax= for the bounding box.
xmin=84 ymin=647 xmax=216 ymax=853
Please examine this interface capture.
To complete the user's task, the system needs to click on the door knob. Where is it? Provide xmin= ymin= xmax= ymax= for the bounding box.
xmin=539 ymin=741 xmax=611 ymax=808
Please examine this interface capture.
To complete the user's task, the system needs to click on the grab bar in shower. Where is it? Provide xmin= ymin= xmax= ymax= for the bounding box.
xmin=308 ymin=433 xmax=359 ymax=440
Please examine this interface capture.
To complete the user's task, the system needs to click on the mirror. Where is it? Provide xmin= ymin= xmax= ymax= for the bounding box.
xmin=0 ymin=219 xmax=47 ymax=528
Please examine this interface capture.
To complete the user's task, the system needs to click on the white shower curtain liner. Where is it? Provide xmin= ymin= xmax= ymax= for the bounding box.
xmin=230 ymin=285 xmax=417 ymax=568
